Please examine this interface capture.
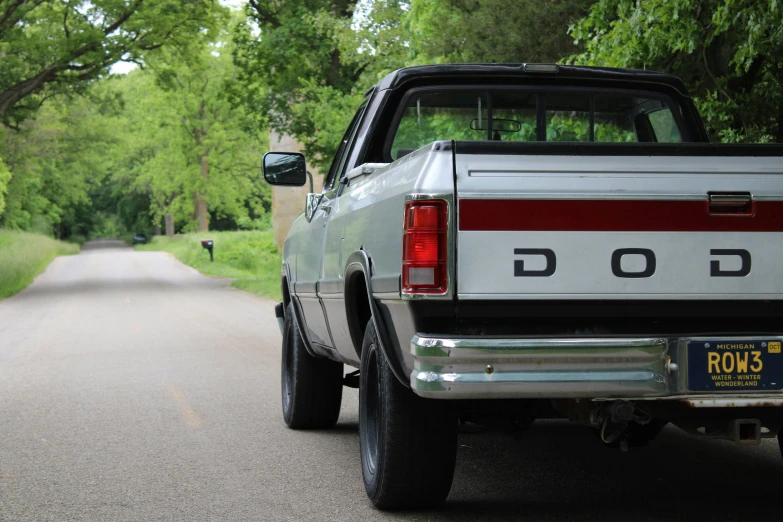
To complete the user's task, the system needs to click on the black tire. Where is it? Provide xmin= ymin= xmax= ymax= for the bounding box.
xmin=359 ymin=319 xmax=458 ymax=510
xmin=281 ymin=302 xmax=343 ymax=429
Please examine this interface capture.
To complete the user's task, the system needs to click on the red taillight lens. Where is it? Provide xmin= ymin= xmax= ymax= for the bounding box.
xmin=402 ymin=200 xmax=448 ymax=294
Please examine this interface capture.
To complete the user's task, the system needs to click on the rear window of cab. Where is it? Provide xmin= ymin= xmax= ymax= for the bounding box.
xmin=388 ymin=88 xmax=684 ymax=161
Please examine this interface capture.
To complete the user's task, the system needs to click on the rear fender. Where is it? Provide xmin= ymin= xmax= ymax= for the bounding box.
xmin=282 ymin=262 xmax=324 ymax=359
xmin=344 ymin=250 xmax=410 ymax=388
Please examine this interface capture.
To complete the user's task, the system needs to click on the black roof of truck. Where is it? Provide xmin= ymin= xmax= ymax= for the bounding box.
xmin=374 ymin=64 xmax=690 ymax=96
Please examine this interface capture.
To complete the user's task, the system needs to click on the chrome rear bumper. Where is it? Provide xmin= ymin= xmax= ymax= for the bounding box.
xmin=409 ymin=334 xmax=782 ymax=400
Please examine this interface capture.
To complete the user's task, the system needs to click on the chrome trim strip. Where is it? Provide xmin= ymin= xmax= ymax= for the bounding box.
xmin=372 ymin=292 xmax=402 ymax=300
xmin=317 ymin=278 xmax=343 ymax=295
xmin=410 ymin=335 xmax=668 ymax=399
xmin=371 ymin=274 xmax=401 ymax=295
xmin=294 ymin=280 xmax=317 ymax=295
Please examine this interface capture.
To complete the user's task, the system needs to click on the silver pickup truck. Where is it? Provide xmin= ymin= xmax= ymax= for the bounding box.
xmin=262 ymin=63 xmax=783 ymax=509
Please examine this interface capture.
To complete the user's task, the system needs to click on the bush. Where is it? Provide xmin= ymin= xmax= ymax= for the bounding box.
xmin=30 ymin=215 xmax=54 ymax=237
xmin=0 ymin=230 xmax=80 ymax=299
xmin=135 ymin=230 xmax=282 ymax=300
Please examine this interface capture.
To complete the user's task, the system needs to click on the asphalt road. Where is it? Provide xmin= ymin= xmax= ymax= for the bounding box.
xmin=2 ymin=240 xmax=783 ymax=521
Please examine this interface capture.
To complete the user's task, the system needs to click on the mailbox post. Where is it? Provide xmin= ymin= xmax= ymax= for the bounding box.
xmin=201 ymin=239 xmax=214 ymax=262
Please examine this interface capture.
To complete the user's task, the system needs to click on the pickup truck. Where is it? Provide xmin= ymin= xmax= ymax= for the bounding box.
xmin=262 ymin=63 xmax=783 ymax=510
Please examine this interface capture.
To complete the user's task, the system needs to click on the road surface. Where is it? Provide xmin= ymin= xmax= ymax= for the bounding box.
xmin=1 ymin=240 xmax=782 ymax=521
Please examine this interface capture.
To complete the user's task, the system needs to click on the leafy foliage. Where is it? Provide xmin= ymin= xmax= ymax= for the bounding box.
xmin=0 ymin=0 xmax=223 ymax=128
xmin=569 ymin=0 xmax=783 ymax=142
xmin=233 ymin=0 xmax=594 ymax=170
xmin=137 ymin=35 xmax=270 ymax=232
xmin=0 ymin=95 xmax=115 ymax=234
xmin=1 ymin=0 xmax=782 ymax=244
xmin=0 ymin=156 xmax=9 ymax=216
xmin=406 ymin=0 xmax=591 ymax=64
xmin=0 ymin=229 xmax=79 ymax=299
xmin=0 ymin=10 xmax=269 ymax=238
xmin=135 ymin=230 xmax=282 ymax=299
xmin=232 ymin=0 xmax=374 ymax=170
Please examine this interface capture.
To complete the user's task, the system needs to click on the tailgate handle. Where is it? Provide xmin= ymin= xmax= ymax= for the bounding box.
xmin=708 ymin=192 xmax=753 ymax=216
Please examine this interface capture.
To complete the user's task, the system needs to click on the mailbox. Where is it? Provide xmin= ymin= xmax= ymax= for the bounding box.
xmin=201 ymin=239 xmax=214 ymax=262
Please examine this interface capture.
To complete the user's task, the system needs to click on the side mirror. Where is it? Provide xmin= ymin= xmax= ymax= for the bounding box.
xmin=262 ymin=152 xmax=307 ymax=186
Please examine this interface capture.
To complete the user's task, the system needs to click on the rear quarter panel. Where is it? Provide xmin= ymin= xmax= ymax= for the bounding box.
xmin=323 ymin=144 xmax=456 ymax=282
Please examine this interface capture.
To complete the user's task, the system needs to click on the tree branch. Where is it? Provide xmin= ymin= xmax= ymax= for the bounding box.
xmin=248 ymin=0 xmax=282 ymax=28
xmin=0 ymin=0 xmax=44 ymax=39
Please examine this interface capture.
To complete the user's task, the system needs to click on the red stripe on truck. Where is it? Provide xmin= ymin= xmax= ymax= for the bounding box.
xmin=459 ymin=199 xmax=783 ymax=232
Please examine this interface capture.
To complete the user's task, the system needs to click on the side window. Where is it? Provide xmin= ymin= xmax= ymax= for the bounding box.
xmin=648 ymin=109 xmax=682 ymax=142
xmin=323 ymin=101 xmax=368 ymax=190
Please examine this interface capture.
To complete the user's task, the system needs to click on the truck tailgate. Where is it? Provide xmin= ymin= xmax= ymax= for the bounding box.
xmin=455 ymin=144 xmax=783 ymax=300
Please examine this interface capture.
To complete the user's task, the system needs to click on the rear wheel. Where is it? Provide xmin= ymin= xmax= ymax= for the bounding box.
xmin=281 ymin=302 xmax=343 ymax=429
xmin=359 ymin=319 xmax=458 ymax=509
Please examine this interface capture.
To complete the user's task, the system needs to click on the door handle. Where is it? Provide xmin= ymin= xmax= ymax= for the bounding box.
xmin=708 ymin=192 xmax=753 ymax=216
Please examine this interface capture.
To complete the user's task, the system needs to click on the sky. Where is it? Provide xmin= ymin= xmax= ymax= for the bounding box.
xmin=110 ymin=0 xmax=244 ymax=75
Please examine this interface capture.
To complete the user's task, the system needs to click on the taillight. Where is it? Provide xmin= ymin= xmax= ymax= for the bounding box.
xmin=402 ymin=199 xmax=448 ymax=294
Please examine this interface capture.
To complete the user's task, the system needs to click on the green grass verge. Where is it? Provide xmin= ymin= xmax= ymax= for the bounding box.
xmin=0 ymin=230 xmax=81 ymax=299
xmin=135 ymin=230 xmax=282 ymax=300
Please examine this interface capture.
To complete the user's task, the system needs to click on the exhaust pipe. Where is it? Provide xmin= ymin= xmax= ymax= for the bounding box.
xmin=729 ymin=419 xmax=762 ymax=445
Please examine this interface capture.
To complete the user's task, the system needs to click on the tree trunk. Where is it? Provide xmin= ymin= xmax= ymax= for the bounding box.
xmin=154 ymin=223 xmax=161 ymax=236
xmin=195 ymin=198 xmax=208 ymax=232
xmin=195 ymin=152 xmax=209 ymax=232
xmin=164 ymin=214 xmax=175 ymax=237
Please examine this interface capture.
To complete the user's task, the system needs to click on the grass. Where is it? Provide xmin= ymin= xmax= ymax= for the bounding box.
xmin=135 ymin=230 xmax=283 ymax=300
xmin=0 ymin=230 xmax=81 ymax=299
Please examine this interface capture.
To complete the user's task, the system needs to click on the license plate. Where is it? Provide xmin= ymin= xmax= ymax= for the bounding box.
xmin=687 ymin=340 xmax=783 ymax=391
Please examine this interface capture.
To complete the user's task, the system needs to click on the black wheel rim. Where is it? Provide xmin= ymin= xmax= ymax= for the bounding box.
xmin=282 ymin=321 xmax=294 ymax=414
xmin=363 ymin=345 xmax=380 ymax=474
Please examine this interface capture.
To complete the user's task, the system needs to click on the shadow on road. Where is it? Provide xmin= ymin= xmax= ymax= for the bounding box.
xmin=326 ymin=419 xmax=783 ymax=521
xmin=80 ymin=239 xmax=132 ymax=251
xmin=13 ymin=277 xmax=232 ymax=301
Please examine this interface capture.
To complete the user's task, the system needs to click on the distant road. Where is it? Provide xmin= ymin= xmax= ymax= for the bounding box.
xmin=1 ymin=241 xmax=782 ymax=520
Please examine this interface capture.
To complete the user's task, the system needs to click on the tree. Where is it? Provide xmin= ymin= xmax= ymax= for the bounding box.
xmin=406 ymin=0 xmax=591 ymax=64
xmin=0 ymin=95 xmax=115 ymax=234
xmin=150 ymin=38 xmax=269 ymax=232
xmin=233 ymin=0 xmax=401 ymax=169
xmin=569 ymin=0 xmax=783 ymax=143
xmin=233 ymin=0 xmax=592 ymax=169
xmin=0 ymin=156 xmax=9 ymax=216
xmin=0 ymin=0 xmax=223 ymax=129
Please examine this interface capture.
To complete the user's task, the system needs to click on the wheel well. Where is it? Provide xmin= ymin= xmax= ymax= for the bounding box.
xmin=345 ymin=269 xmax=372 ymax=359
